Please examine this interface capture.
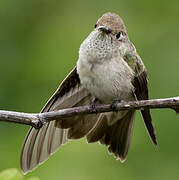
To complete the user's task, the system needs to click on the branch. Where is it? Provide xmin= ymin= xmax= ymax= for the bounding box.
xmin=0 ymin=97 xmax=178 ymax=129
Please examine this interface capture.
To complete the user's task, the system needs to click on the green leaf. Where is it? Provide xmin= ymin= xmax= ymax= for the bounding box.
xmin=26 ymin=177 xmax=40 ymax=180
xmin=0 ymin=169 xmax=23 ymax=180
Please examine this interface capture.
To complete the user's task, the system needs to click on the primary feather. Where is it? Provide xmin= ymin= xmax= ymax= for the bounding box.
xmin=20 ymin=68 xmax=100 ymax=173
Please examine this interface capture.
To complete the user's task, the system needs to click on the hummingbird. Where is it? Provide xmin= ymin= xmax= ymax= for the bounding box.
xmin=20 ymin=12 xmax=157 ymax=174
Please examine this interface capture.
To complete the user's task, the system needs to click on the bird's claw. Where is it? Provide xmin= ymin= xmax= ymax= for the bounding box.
xmin=91 ymin=104 xmax=98 ymax=114
xmin=91 ymin=98 xmax=98 ymax=114
xmin=110 ymin=100 xmax=122 ymax=112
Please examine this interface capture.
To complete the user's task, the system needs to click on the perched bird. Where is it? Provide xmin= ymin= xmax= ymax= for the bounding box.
xmin=20 ymin=12 xmax=157 ymax=174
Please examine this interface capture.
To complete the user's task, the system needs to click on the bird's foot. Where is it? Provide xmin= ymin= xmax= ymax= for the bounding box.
xmin=91 ymin=98 xmax=99 ymax=114
xmin=110 ymin=99 xmax=122 ymax=112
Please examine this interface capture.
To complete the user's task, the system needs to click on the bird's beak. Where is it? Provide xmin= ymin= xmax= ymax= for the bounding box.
xmin=97 ymin=26 xmax=111 ymax=34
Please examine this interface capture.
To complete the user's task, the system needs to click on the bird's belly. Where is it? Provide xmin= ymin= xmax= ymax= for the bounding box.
xmin=77 ymin=58 xmax=134 ymax=103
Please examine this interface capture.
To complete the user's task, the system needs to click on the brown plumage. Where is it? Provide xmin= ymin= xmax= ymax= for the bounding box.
xmin=21 ymin=68 xmax=101 ymax=173
xmin=20 ymin=12 xmax=157 ymax=174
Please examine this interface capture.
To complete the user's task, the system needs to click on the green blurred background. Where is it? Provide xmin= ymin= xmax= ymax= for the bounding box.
xmin=0 ymin=0 xmax=179 ymax=179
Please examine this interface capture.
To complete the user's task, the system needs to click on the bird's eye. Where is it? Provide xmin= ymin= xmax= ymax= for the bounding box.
xmin=116 ymin=32 xmax=122 ymax=40
xmin=94 ymin=24 xmax=97 ymax=28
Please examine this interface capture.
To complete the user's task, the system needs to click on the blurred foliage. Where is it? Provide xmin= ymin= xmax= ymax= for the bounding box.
xmin=0 ymin=169 xmax=39 ymax=180
xmin=0 ymin=0 xmax=179 ymax=180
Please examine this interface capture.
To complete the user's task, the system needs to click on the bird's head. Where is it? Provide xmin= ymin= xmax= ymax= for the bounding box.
xmin=79 ymin=13 xmax=130 ymax=61
xmin=95 ymin=12 xmax=128 ymax=43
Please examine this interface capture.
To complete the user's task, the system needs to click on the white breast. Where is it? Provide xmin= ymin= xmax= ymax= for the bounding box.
xmin=77 ymin=30 xmax=135 ymax=103
xmin=77 ymin=55 xmax=134 ymax=103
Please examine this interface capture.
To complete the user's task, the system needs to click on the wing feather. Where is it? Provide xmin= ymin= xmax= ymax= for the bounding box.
xmin=20 ymin=67 xmax=99 ymax=174
xmin=124 ymin=52 xmax=157 ymax=145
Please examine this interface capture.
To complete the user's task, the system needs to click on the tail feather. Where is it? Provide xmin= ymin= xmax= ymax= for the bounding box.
xmin=87 ymin=114 xmax=108 ymax=143
xmin=87 ymin=110 xmax=135 ymax=161
xmin=106 ymin=110 xmax=135 ymax=160
xmin=67 ymin=114 xmax=100 ymax=139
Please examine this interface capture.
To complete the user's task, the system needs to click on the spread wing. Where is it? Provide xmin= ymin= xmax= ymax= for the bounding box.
xmin=20 ymin=67 xmax=100 ymax=174
xmin=124 ymin=53 xmax=157 ymax=145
